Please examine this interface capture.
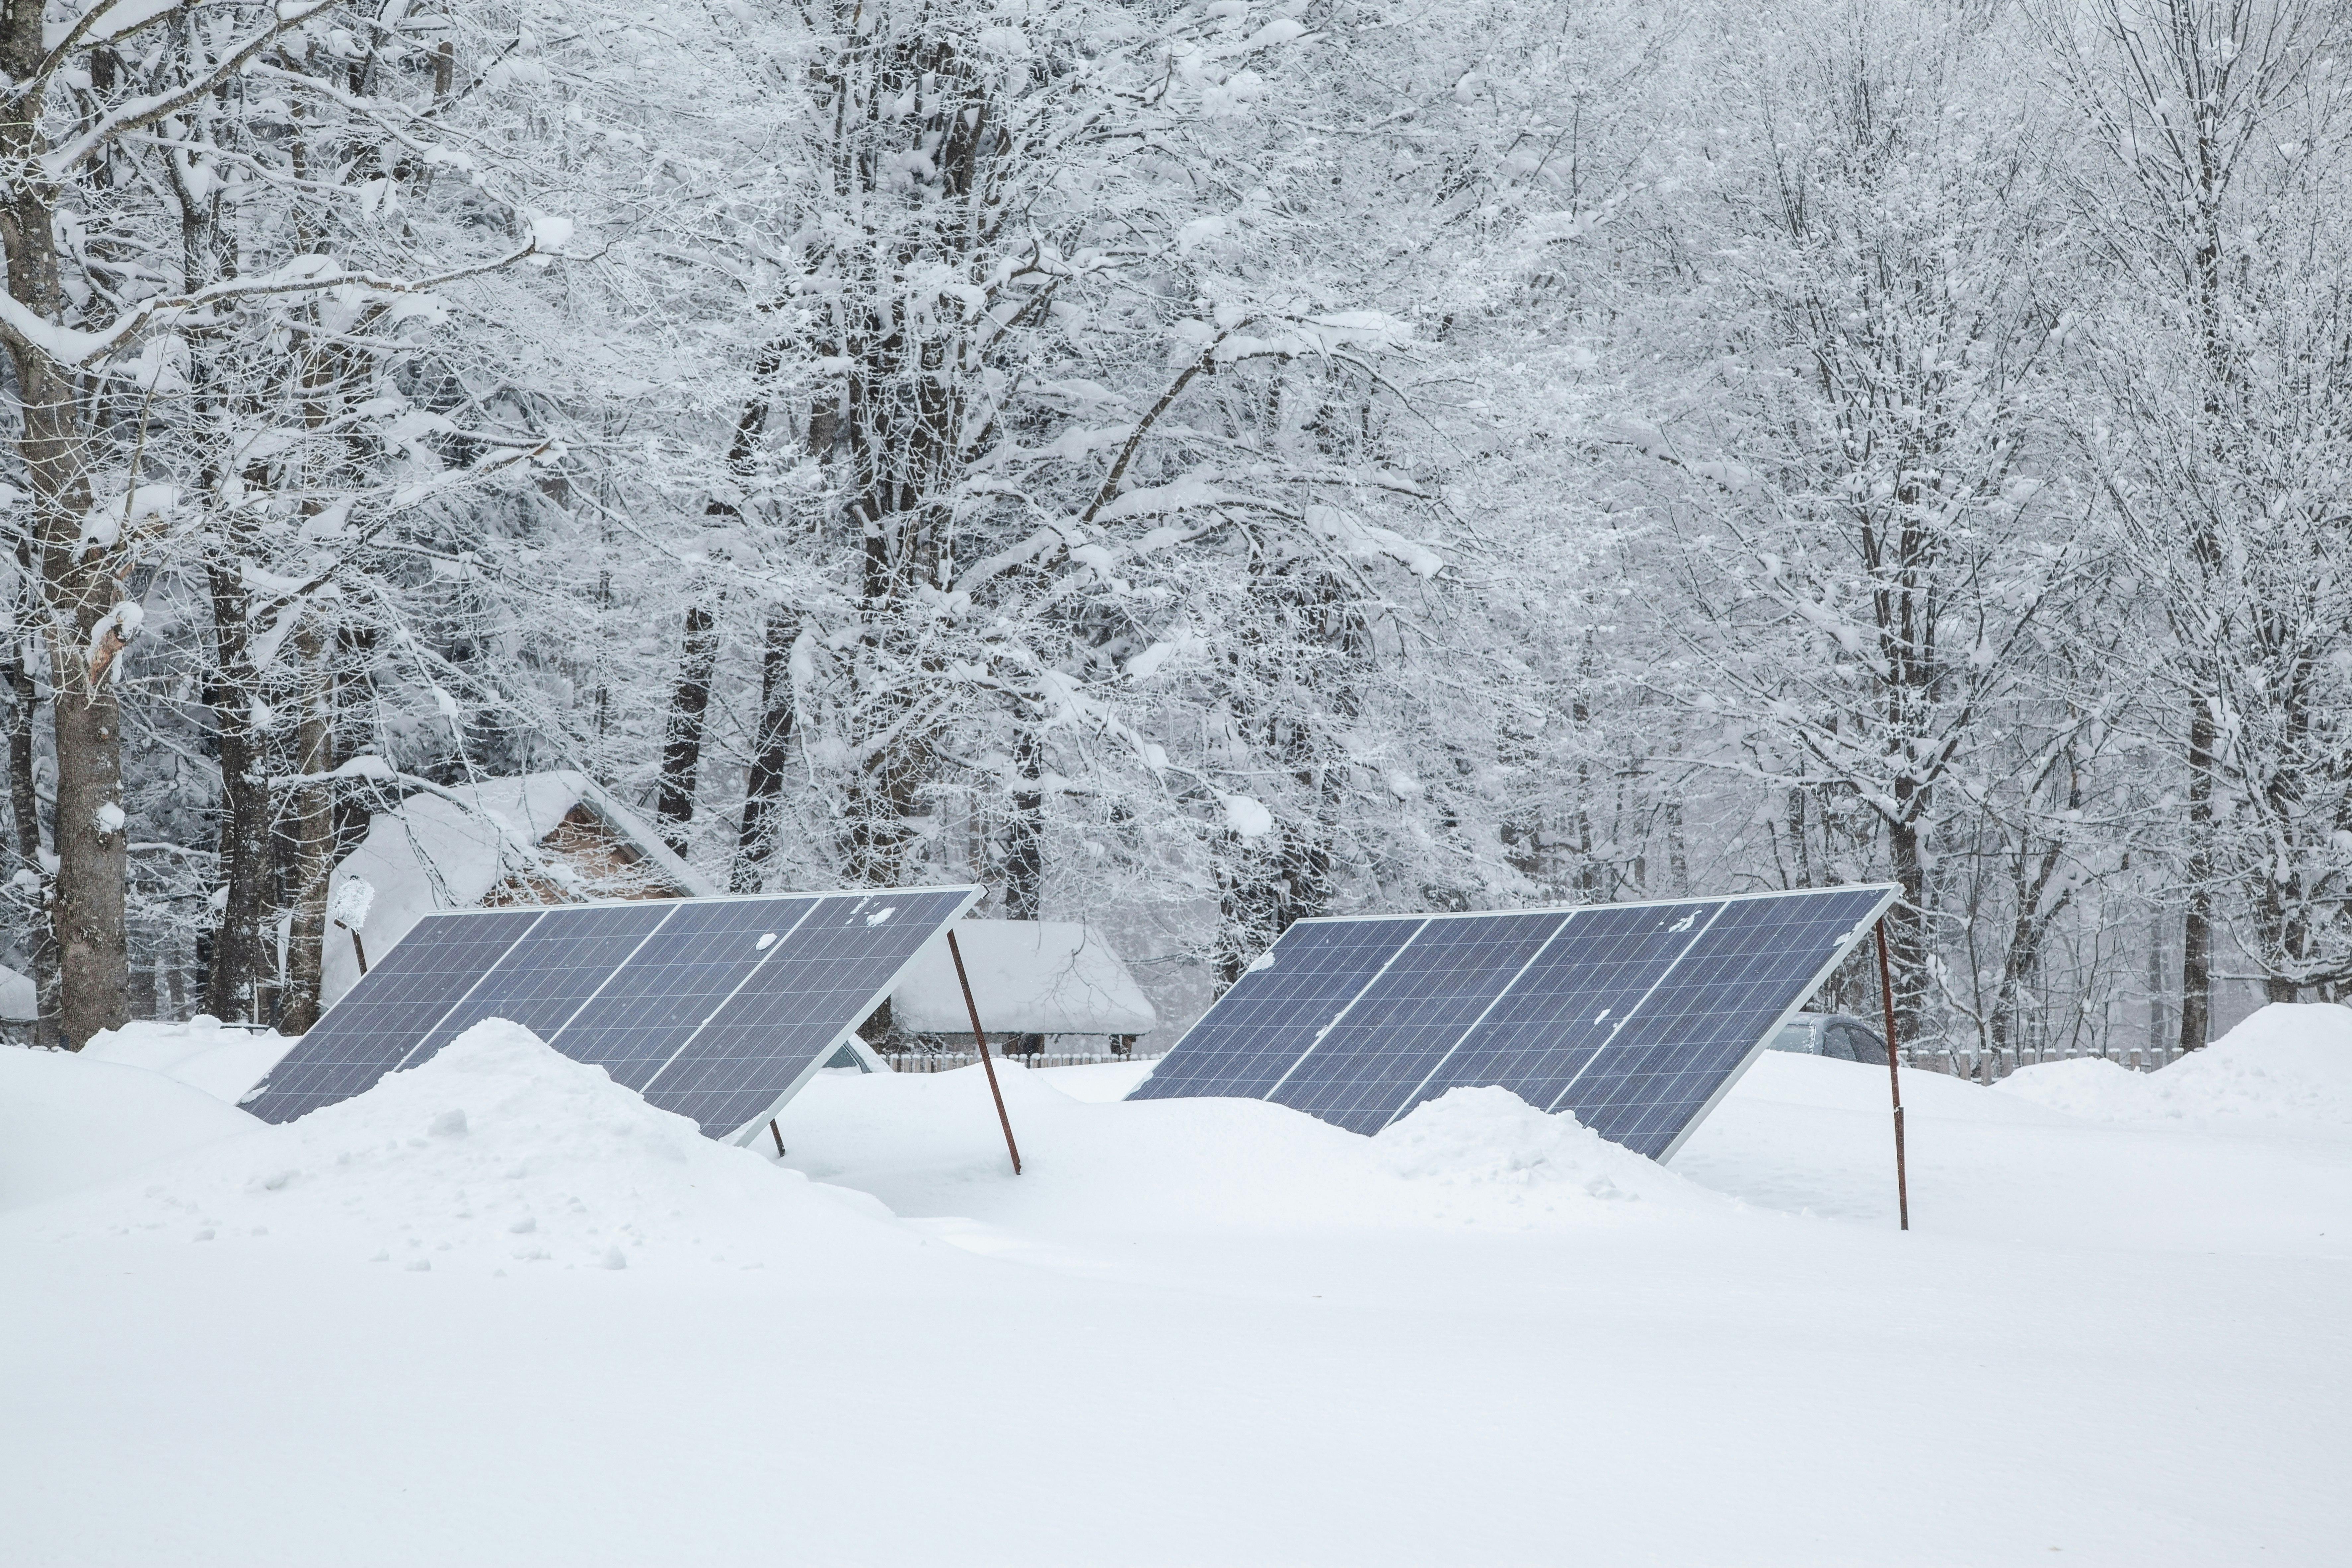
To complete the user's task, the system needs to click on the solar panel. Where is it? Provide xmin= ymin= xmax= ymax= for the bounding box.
xmin=241 ymin=885 xmax=982 ymax=1139
xmin=1128 ymin=885 xmax=1899 ymax=1160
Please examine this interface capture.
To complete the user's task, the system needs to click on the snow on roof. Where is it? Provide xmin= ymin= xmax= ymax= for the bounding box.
xmin=891 ymin=921 xmax=1157 ymax=1037
xmin=0 ymin=963 xmax=34 ymax=1022
xmin=322 ymin=771 xmax=717 ymax=1007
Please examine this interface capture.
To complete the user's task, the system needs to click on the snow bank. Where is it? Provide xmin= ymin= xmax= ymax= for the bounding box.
xmin=78 ymin=1017 xmax=294 ymax=1104
xmin=0 ymin=1046 xmax=258 ymax=1214
xmin=782 ymin=1063 xmax=1716 ymax=1237
xmin=25 ymin=1020 xmax=908 ymax=1273
xmin=1372 ymin=1085 xmax=1657 ymax=1208
xmin=1998 ymin=1003 xmax=2352 ymax=1129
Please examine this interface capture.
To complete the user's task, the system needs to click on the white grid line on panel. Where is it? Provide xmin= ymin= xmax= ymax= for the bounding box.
xmin=1374 ymin=909 xmax=1579 ymax=1132
xmin=1286 ymin=882 xmax=1900 ymax=929
xmin=1259 ymin=919 xmax=1433 ymax=1102
xmin=1542 ymin=899 xmax=1731 ymax=1115
xmin=633 ymin=896 xmax=834 ymax=1096
xmin=715 ymin=885 xmax=985 ymax=1143
xmin=538 ymin=901 xmax=691 ymax=1048
xmin=387 ymin=910 xmax=554 ymax=1072
xmin=1652 ymin=887 xmax=1900 ymax=1161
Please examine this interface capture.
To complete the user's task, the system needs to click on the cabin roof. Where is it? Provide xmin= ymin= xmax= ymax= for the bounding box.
xmin=890 ymin=921 xmax=1157 ymax=1037
xmin=322 ymin=771 xmax=716 ymax=1006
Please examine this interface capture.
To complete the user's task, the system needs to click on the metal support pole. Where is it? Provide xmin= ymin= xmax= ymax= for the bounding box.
xmin=769 ymin=1120 xmax=786 ymax=1157
xmin=1874 ymin=919 xmax=1910 ymax=1231
xmin=947 ymin=929 xmax=1023 ymax=1176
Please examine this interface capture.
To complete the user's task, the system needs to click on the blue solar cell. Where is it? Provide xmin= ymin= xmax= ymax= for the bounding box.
xmin=1563 ymin=887 xmax=1890 ymax=1158
xmin=1266 ymin=913 xmax=1567 ymax=1134
xmin=1129 ymin=886 xmax=1899 ymax=1161
xmin=545 ymin=896 xmax=831 ymax=1091
xmin=1125 ymin=917 xmax=1427 ymax=1103
xmin=242 ymin=909 xmax=540 ymax=1122
xmin=1376 ymin=900 xmax=1724 ymax=1128
xmin=239 ymin=886 xmax=982 ymax=1136
xmin=403 ymin=901 xmax=686 ymax=1064
xmin=645 ymin=888 xmax=974 ymax=1136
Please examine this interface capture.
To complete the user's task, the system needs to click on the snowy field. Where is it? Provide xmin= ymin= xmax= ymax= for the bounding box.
xmin=5 ymin=1010 xmax=2349 ymax=1566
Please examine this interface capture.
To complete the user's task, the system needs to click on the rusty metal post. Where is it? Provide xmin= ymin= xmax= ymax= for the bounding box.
xmin=947 ymin=929 xmax=1022 ymax=1175
xmin=1874 ymin=920 xmax=1910 ymax=1231
xmin=769 ymin=1120 xmax=786 ymax=1157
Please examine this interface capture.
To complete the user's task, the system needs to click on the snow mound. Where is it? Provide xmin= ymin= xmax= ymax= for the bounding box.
xmin=0 ymin=1046 xmax=259 ymax=1214
xmin=1372 ymin=1086 xmax=1658 ymax=1207
xmin=783 ymin=1065 xmax=1714 ymax=1237
xmin=79 ymin=1017 xmax=294 ymax=1104
xmin=27 ymin=1020 xmax=906 ymax=1273
xmin=1998 ymin=1004 xmax=2352 ymax=1129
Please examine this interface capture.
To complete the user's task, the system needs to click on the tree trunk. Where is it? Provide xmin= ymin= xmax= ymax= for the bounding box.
xmin=656 ymin=603 xmax=720 ymax=855
xmin=2178 ymin=695 xmax=2216 ymax=1051
xmin=4 ymin=623 xmax=58 ymax=1046
xmin=277 ymin=618 xmax=335 ymax=1033
xmin=47 ymin=626 xmax=128 ymax=1047
xmin=1884 ymin=815 xmax=1929 ymax=1051
xmin=2 ymin=14 xmax=129 ymax=1047
xmin=204 ymin=562 xmax=271 ymax=1024
xmin=732 ymin=608 xmax=799 ymax=893
xmin=1003 ymin=726 xmax=1043 ymax=922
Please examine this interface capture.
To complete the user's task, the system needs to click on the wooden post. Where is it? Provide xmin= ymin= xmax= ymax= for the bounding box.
xmin=947 ymin=929 xmax=1022 ymax=1175
xmin=1874 ymin=920 xmax=1910 ymax=1231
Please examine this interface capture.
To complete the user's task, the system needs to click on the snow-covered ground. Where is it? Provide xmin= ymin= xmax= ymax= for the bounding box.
xmin=4 ymin=1008 xmax=2348 ymax=1566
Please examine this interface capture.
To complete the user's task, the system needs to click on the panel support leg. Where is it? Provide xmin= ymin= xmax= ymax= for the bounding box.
xmin=1874 ymin=919 xmax=1910 ymax=1231
xmin=947 ymin=929 xmax=1022 ymax=1176
xmin=769 ymin=1119 xmax=786 ymax=1157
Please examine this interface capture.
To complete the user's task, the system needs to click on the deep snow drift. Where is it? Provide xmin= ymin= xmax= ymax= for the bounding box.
xmin=5 ymin=1005 xmax=2349 ymax=1566
xmin=76 ymin=1014 xmax=293 ymax=1103
xmin=17 ymin=1020 xmax=904 ymax=1274
xmin=1998 ymin=1001 xmax=2352 ymax=1127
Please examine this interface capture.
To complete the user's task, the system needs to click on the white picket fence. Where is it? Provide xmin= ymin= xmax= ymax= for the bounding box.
xmin=881 ymin=1049 xmax=1164 ymax=1074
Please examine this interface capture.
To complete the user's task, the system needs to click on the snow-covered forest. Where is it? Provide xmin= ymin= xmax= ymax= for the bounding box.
xmin=6 ymin=0 xmax=2349 ymax=1060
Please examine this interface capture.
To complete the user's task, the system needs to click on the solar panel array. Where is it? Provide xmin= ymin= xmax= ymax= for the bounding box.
xmin=242 ymin=885 xmax=981 ymax=1139
xmin=1129 ymin=885 xmax=1898 ymax=1159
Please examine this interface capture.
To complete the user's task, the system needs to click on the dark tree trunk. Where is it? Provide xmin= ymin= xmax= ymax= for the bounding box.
xmin=2179 ymin=697 xmax=2216 ymax=1051
xmin=732 ymin=608 xmax=799 ymax=893
xmin=278 ymin=619 xmax=334 ymax=1034
xmin=1003 ymin=726 xmax=1043 ymax=923
xmin=656 ymin=603 xmax=720 ymax=856
xmin=1884 ymin=814 xmax=1928 ymax=1052
xmin=2 ymin=12 xmax=128 ymax=1047
xmin=4 ymin=623 xmax=58 ymax=1045
xmin=47 ymin=626 xmax=127 ymax=1046
xmin=204 ymin=562 xmax=271 ymax=1024
xmin=1000 ymin=725 xmax=1046 ymax=1055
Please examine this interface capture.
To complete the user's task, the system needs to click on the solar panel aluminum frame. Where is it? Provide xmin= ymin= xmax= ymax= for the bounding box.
xmin=1142 ymin=882 xmax=1902 ymax=1160
xmin=1641 ymin=883 xmax=1899 ymax=1161
xmin=713 ymin=1030 xmax=889 ymax=1149
xmin=614 ymin=881 xmax=985 ymax=1147
xmin=266 ymin=883 xmax=983 ymax=1141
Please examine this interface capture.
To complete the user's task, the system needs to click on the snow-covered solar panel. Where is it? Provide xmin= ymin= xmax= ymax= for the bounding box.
xmin=242 ymin=885 xmax=982 ymax=1140
xmin=1128 ymin=885 xmax=1899 ymax=1160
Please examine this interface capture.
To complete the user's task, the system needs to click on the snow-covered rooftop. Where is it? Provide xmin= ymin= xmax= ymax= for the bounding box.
xmin=323 ymin=771 xmax=716 ymax=1006
xmin=890 ymin=921 xmax=1157 ymax=1037
xmin=0 ymin=963 xmax=34 ymax=1023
